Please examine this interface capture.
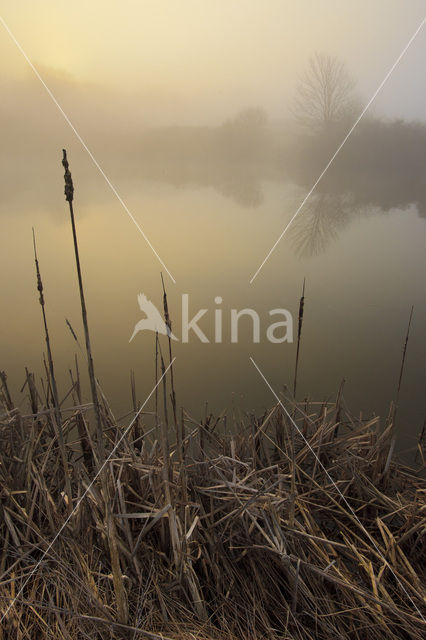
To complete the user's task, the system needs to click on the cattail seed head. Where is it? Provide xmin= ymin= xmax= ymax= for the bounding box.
xmin=62 ymin=149 xmax=74 ymax=203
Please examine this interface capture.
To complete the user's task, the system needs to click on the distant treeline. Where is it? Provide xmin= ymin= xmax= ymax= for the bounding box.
xmin=117 ymin=110 xmax=426 ymax=214
xmin=2 ymin=99 xmax=425 ymax=216
xmin=293 ymin=116 xmax=426 ymax=217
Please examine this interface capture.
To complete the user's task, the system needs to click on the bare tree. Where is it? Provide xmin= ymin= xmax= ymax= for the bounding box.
xmin=293 ymin=53 xmax=356 ymax=131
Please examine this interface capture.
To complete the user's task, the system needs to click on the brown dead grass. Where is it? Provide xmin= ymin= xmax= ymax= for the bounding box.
xmin=0 ymin=369 xmax=425 ymax=639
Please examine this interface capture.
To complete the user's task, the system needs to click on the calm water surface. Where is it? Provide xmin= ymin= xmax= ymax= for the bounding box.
xmin=1 ymin=157 xmax=425 ymax=453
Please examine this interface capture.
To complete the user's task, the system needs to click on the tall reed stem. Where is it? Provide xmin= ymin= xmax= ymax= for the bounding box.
xmin=61 ymin=150 xmax=104 ymax=465
xmin=161 ymin=273 xmax=177 ymax=431
xmin=393 ymin=305 xmax=414 ymax=427
xmin=293 ymin=278 xmax=306 ymax=399
xmin=62 ymin=150 xmax=127 ymax=623
xmin=396 ymin=305 xmax=414 ymax=403
xmin=32 ymin=229 xmax=72 ymax=513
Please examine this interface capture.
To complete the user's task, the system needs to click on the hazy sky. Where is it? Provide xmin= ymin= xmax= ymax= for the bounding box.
xmin=1 ymin=1 xmax=425 ymax=125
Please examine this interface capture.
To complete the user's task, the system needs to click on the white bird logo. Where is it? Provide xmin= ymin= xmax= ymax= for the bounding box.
xmin=129 ymin=293 xmax=178 ymax=342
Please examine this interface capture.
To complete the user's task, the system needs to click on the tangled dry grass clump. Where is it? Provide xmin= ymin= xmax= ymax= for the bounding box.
xmin=0 ymin=369 xmax=425 ymax=639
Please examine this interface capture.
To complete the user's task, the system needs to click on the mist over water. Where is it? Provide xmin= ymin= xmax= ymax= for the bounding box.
xmin=1 ymin=2 xmax=425 ymax=455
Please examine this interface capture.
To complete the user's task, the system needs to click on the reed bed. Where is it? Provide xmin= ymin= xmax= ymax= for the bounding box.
xmin=0 ymin=372 xmax=425 ymax=639
xmin=0 ymin=151 xmax=424 ymax=638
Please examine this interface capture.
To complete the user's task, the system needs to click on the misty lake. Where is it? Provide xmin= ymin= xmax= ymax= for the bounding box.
xmin=1 ymin=147 xmax=425 ymax=456
xmin=3 ymin=5 xmax=426 ymax=636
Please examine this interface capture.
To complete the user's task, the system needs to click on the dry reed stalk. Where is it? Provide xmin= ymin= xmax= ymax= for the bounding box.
xmin=130 ymin=369 xmax=141 ymax=444
xmin=160 ymin=273 xmax=177 ymax=431
xmin=0 ymin=371 xmax=14 ymax=411
xmin=61 ymin=150 xmax=127 ymax=624
xmin=158 ymin=344 xmax=171 ymax=485
xmin=155 ymin=331 xmax=159 ymax=435
xmin=293 ymin=278 xmax=306 ymax=399
xmin=396 ymin=305 xmax=414 ymax=400
xmin=393 ymin=305 xmax=414 ymax=429
xmin=179 ymin=406 xmax=188 ymax=503
xmin=70 ymin=356 xmax=93 ymax=470
xmin=22 ymin=367 xmax=38 ymax=415
xmin=415 ymin=418 xmax=426 ymax=464
xmin=288 ymin=416 xmax=297 ymax=528
xmin=334 ymin=377 xmax=345 ymax=436
xmin=32 ymin=229 xmax=72 ymax=515
xmin=61 ymin=149 xmax=105 ymax=467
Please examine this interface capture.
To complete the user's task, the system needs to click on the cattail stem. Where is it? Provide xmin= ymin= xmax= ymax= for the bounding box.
xmin=415 ymin=418 xmax=426 ymax=463
xmin=393 ymin=305 xmax=414 ymax=426
xmin=61 ymin=149 xmax=105 ymax=466
xmin=293 ymin=278 xmax=306 ymax=399
xmin=158 ymin=341 xmax=172 ymax=490
xmin=155 ymin=331 xmax=159 ymax=433
xmin=62 ymin=150 xmax=127 ymax=623
xmin=161 ymin=273 xmax=178 ymax=440
xmin=130 ymin=369 xmax=140 ymax=442
xmin=0 ymin=371 xmax=14 ymax=411
xmin=32 ymin=229 xmax=72 ymax=514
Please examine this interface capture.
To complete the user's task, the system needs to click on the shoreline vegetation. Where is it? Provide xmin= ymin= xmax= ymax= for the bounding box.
xmin=4 ymin=101 xmax=426 ymax=219
xmin=0 ymin=152 xmax=425 ymax=638
xmin=0 ymin=368 xmax=425 ymax=639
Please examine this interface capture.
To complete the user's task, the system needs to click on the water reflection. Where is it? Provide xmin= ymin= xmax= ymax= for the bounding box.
xmin=2 ymin=86 xmax=426 ymax=230
xmin=287 ymin=192 xmax=363 ymax=257
xmin=1 ymin=88 xmax=425 ymax=452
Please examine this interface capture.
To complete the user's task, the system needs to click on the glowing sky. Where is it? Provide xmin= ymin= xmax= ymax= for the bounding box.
xmin=1 ymin=1 xmax=425 ymax=124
